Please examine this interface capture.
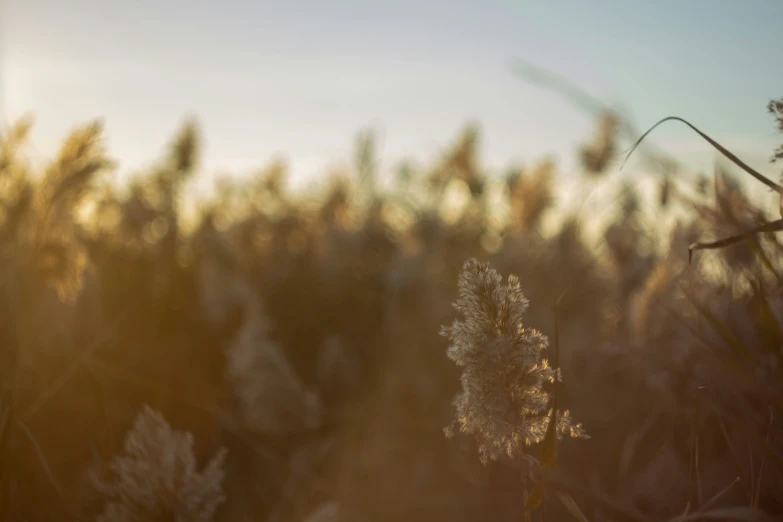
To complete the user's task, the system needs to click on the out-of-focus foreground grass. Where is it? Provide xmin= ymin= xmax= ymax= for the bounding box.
xmin=1 ymin=98 xmax=783 ymax=522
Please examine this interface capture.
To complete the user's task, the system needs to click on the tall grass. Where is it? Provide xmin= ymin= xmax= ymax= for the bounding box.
xmin=0 ymin=97 xmax=782 ymax=521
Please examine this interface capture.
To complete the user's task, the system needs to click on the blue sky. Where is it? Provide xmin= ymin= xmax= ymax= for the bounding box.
xmin=3 ymin=0 xmax=782 ymax=195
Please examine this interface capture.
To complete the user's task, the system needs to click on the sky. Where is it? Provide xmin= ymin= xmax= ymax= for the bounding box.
xmin=2 ymin=0 xmax=783 ymax=198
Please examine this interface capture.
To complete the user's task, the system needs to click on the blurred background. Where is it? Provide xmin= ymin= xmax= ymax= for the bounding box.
xmin=2 ymin=1 xmax=783 ymax=521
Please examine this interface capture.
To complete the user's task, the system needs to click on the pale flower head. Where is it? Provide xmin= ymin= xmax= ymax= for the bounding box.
xmin=303 ymin=501 xmax=341 ymax=522
xmin=226 ymin=301 xmax=322 ymax=437
xmin=94 ymin=406 xmax=228 ymax=522
xmin=441 ymin=258 xmax=586 ymax=463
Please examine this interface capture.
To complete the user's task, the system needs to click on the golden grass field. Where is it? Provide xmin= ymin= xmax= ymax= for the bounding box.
xmin=1 ymin=96 xmax=782 ymax=522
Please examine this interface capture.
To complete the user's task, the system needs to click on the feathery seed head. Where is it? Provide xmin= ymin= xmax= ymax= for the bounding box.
xmin=441 ymin=258 xmax=585 ymax=463
xmin=94 ymin=406 xmax=228 ymax=522
xmin=226 ymin=305 xmax=322 ymax=437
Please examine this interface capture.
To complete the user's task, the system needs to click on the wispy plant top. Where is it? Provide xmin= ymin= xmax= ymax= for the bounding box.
xmin=441 ymin=258 xmax=586 ymax=464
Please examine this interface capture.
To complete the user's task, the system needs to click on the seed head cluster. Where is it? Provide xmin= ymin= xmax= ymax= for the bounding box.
xmin=94 ymin=406 xmax=228 ymax=522
xmin=441 ymin=258 xmax=586 ymax=463
xmin=226 ymin=301 xmax=322 ymax=437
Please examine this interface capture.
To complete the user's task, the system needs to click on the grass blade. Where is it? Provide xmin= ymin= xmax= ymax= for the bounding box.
xmin=753 ymin=409 xmax=774 ymax=509
xmin=680 ymin=287 xmax=751 ymax=364
xmin=621 ymin=116 xmax=783 ymax=195
xmin=667 ymin=506 xmax=774 ymax=522
xmin=557 ymin=492 xmax=591 ymax=522
xmin=537 ymin=468 xmax=653 ymax=522
xmin=16 ymin=421 xmax=77 ymax=520
xmin=689 ymin=219 xmax=783 ymax=264
xmin=526 ymin=290 xmax=569 ymax=511
xmin=701 ymin=477 xmax=741 ymax=512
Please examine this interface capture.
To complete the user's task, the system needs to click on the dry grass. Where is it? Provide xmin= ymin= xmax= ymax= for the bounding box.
xmin=1 ymin=96 xmax=782 ymax=522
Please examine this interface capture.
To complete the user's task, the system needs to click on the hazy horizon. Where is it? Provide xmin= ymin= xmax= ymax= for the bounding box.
xmin=3 ymin=0 xmax=782 ymax=195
